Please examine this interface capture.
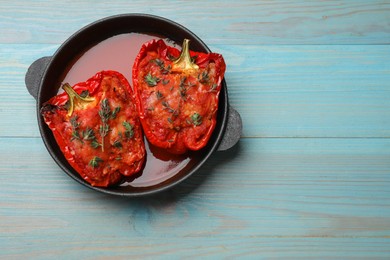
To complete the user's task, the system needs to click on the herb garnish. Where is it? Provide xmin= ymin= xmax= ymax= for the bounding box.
xmin=178 ymin=77 xmax=196 ymax=100
xmin=122 ymin=121 xmax=134 ymax=139
xmin=98 ymin=100 xmax=122 ymax=151
xmin=162 ymin=79 xmax=170 ymax=85
xmin=156 ymin=90 xmax=164 ymax=100
xmin=82 ymin=128 xmax=102 ymax=149
xmin=198 ymin=70 xmax=209 ymax=84
xmin=99 ymin=99 xmax=111 ymax=121
xmin=145 ymin=73 xmax=160 ymax=87
xmin=191 ymin=113 xmax=202 ymax=126
xmin=210 ymin=83 xmax=218 ymax=92
xmin=82 ymin=127 xmax=96 ymax=141
xmin=153 ymin=59 xmax=171 ymax=74
xmin=167 ymin=53 xmax=178 ymax=61
xmin=179 ymin=77 xmax=187 ymax=99
xmin=190 ymin=55 xmax=198 ymax=63
xmin=89 ymin=156 xmax=103 ymax=168
xmin=70 ymin=116 xmax=82 ymax=142
xmin=162 ymin=101 xmax=175 ymax=113
xmin=80 ymin=90 xmax=90 ymax=98
xmin=153 ymin=59 xmax=164 ymax=67
xmin=91 ymin=140 xmax=101 ymax=149
xmin=111 ymin=106 xmax=121 ymax=119
xmin=113 ymin=139 xmax=122 ymax=149
xmin=70 ymin=100 xmax=121 ymax=150
xmin=98 ymin=98 xmax=112 ymax=152
xmin=163 ymin=64 xmax=172 ymax=74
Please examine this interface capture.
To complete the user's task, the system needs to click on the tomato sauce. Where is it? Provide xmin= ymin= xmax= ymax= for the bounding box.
xmin=59 ymin=33 xmax=195 ymax=187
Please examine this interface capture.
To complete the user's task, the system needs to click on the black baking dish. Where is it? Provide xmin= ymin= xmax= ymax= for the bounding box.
xmin=25 ymin=14 xmax=242 ymax=196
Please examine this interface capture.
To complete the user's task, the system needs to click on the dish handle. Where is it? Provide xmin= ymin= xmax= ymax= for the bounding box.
xmin=25 ymin=56 xmax=51 ymax=100
xmin=217 ymin=105 xmax=242 ymax=151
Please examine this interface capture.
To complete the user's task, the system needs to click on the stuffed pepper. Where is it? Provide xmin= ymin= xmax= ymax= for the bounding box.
xmin=41 ymin=71 xmax=146 ymax=187
xmin=132 ymin=39 xmax=226 ymax=154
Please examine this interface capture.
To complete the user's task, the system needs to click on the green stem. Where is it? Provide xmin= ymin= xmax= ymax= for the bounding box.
xmin=172 ymin=39 xmax=199 ymax=72
xmin=62 ymin=83 xmax=95 ymax=117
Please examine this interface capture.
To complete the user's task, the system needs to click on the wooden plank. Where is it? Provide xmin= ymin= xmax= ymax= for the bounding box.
xmin=0 ymin=1 xmax=390 ymax=45
xmin=220 ymin=44 xmax=390 ymax=138
xmin=1 ymin=44 xmax=389 ymax=138
xmin=1 ymin=137 xmax=389 ymax=257
xmin=1 ymin=138 xmax=390 ymax=230
xmin=2 ymin=237 xmax=390 ymax=259
xmin=0 ymin=44 xmax=58 ymax=137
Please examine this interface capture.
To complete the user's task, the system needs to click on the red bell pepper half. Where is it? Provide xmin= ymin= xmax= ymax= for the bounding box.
xmin=132 ymin=39 xmax=226 ymax=154
xmin=41 ymin=71 xmax=146 ymax=187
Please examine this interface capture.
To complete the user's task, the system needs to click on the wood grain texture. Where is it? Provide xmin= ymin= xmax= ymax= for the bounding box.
xmin=1 ymin=1 xmax=390 ymax=45
xmin=1 ymin=137 xmax=390 ymax=258
xmin=2 ymin=44 xmax=389 ymax=138
xmin=1 ymin=0 xmax=390 ymax=258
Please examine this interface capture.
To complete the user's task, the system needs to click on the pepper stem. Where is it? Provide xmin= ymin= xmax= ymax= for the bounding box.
xmin=172 ymin=39 xmax=199 ymax=72
xmin=62 ymin=83 xmax=95 ymax=117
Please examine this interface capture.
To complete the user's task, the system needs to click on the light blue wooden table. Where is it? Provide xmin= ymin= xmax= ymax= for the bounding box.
xmin=1 ymin=1 xmax=390 ymax=258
